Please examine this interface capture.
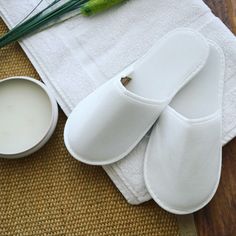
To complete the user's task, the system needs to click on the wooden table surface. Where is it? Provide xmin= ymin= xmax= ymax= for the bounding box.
xmin=195 ymin=1 xmax=236 ymax=235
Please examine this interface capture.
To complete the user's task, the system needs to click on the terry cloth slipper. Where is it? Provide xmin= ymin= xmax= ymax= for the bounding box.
xmin=64 ymin=29 xmax=209 ymax=165
xmin=144 ymin=41 xmax=225 ymax=214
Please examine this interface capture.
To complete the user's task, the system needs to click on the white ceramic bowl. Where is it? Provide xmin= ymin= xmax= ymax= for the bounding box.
xmin=0 ymin=76 xmax=58 ymax=159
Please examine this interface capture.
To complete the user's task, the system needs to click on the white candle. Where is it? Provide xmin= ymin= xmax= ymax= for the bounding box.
xmin=0 ymin=77 xmax=58 ymax=158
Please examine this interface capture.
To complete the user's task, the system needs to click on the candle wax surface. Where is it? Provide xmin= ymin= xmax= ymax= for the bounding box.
xmin=0 ymin=79 xmax=52 ymax=155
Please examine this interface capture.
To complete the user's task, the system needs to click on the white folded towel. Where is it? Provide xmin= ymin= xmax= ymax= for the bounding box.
xmin=1 ymin=0 xmax=236 ymax=205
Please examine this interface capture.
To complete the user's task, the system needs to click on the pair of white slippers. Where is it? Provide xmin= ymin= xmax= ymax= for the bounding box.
xmin=64 ymin=29 xmax=225 ymax=214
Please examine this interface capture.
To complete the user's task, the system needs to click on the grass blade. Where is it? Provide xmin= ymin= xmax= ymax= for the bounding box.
xmin=0 ymin=0 xmax=87 ymax=48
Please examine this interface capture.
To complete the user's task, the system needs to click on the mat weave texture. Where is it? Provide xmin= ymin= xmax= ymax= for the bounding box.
xmin=0 ymin=19 xmax=180 ymax=235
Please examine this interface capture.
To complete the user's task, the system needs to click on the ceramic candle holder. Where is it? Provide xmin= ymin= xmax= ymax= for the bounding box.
xmin=0 ymin=76 xmax=58 ymax=159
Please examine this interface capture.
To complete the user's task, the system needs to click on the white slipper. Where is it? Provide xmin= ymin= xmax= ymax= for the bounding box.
xmin=144 ymin=41 xmax=225 ymax=214
xmin=64 ymin=29 xmax=209 ymax=165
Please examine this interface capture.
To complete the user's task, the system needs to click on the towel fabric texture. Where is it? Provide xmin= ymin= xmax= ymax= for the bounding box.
xmin=1 ymin=0 xmax=236 ymax=205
